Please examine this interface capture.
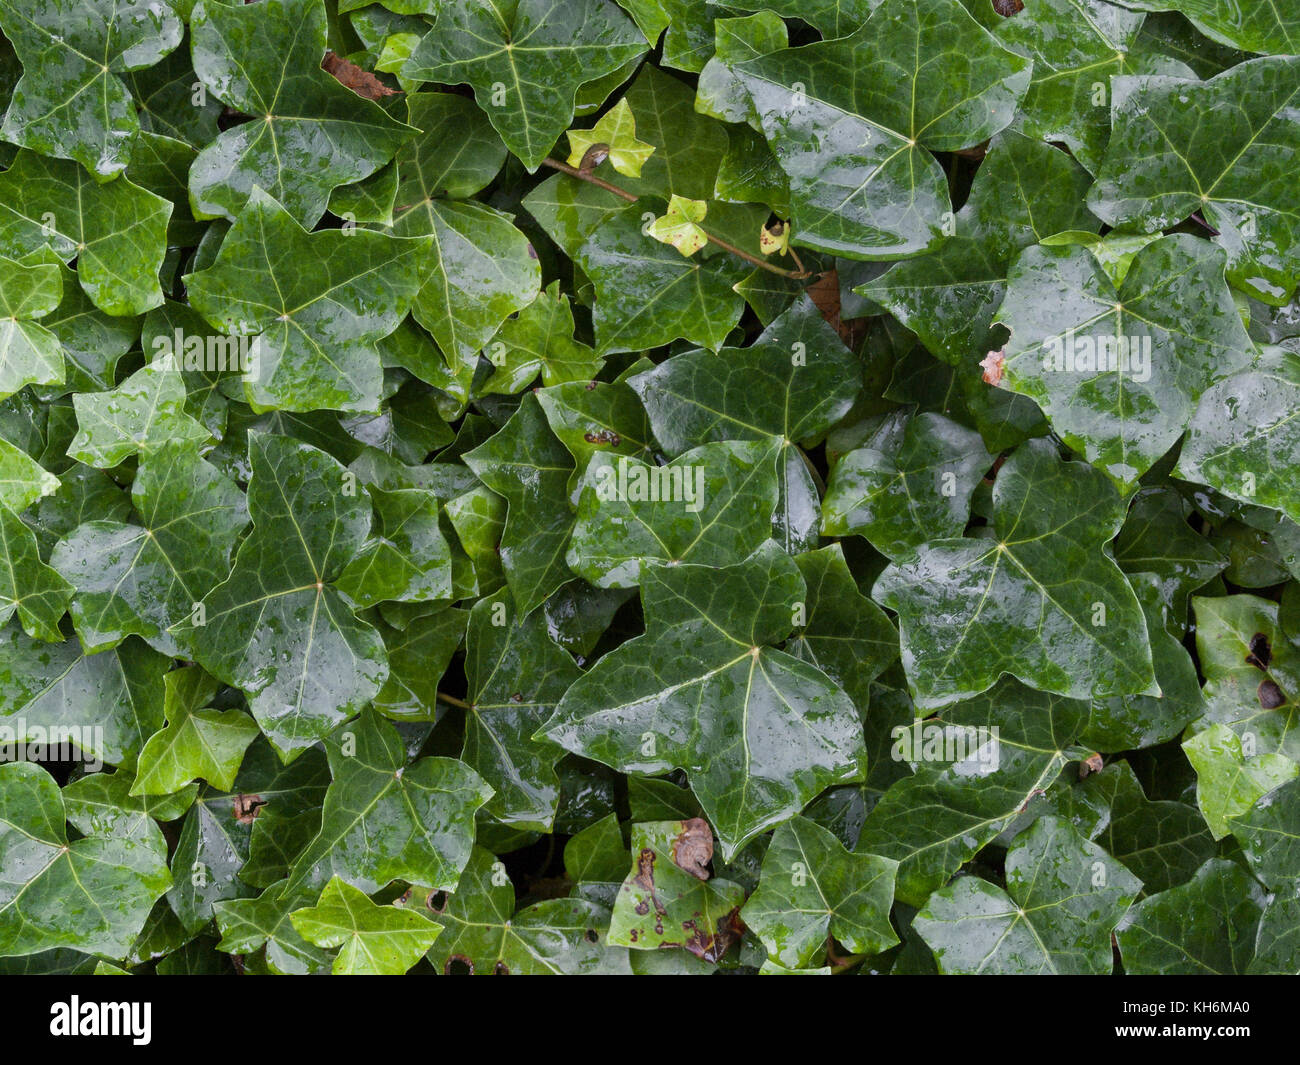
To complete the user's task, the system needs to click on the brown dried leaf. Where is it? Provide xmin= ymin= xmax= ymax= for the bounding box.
xmin=232 ymin=794 xmax=265 ymax=824
xmin=671 ymin=817 xmax=714 ymax=880
xmin=321 ymin=51 xmax=400 ymax=101
xmin=980 ymin=348 xmax=1006 ymax=386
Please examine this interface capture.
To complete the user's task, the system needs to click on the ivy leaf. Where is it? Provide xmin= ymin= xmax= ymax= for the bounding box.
xmin=463 ymin=393 xmax=575 ymax=615
xmin=1089 ymin=761 xmax=1215 ymax=894
xmin=335 ymin=487 xmax=453 ymax=608
xmin=785 ymin=544 xmax=898 ymax=715
xmin=1082 ymin=574 xmax=1204 ymax=751
xmin=51 ymin=441 xmax=247 ymax=655
xmin=1251 ymin=895 xmax=1300 ymax=975
xmin=730 ymin=0 xmax=1031 ymax=258
xmin=855 ymin=679 xmax=1089 ymax=906
xmin=1176 ymin=345 xmax=1300 ymax=525
xmin=68 ymin=354 xmax=210 ymax=468
xmin=402 ymin=0 xmax=647 ymax=170
xmin=0 ymin=434 xmax=59 ymax=513
xmin=0 ymin=505 xmax=70 ymax=642
xmin=0 ymin=762 xmax=171 ymax=958
xmin=696 ymin=10 xmax=788 ymax=125
xmin=577 ymin=199 xmax=747 ymax=355
xmin=480 ymin=280 xmax=603 ymax=395
xmin=646 ymin=194 xmax=710 ymax=257
xmin=567 ymin=438 xmax=783 ymax=588
xmin=1193 ymin=594 xmax=1300 ymax=766
xmin=915 ymin=815 xmax=1140 ymax=974
xmin=534 ymin=375 xmax=655 ymax=503
xmin=387 ymin=93 xmax=539 ymax=372
xmin=875 ymin=438 xmax=1155 ymax=709
xmin=823 ymin=412 xmax=993 ymax=560
xmin=0 ymin=0 xmax=182 ymax=178
xmin=125 ymin=36 xmax=222 ymax=148
xmin=564 ymin=812 xmax=627 ymax=888
xmin=462 ymin=588 xmax=580 ymax=830
xmin=0 ymin=149 xmax=170 ymax=316
xmin=628 ymin=294 xmax=862 ymax=552
xmin=717 ymin=0 xmax=874 ymax=38
xmin=62 ymin=770 xmax=194 ymax=844
xmin=0 ymin=252 xmax=63 ymax=398
xmin=189 ymin=0 xmax=413 ymax=226
xmin=131 ymin=666 xmax=259 ymax=796
xmin=741 ymin=815 xmax=898 ymax=969
xmin=859 ymin=131 xmax=1098 ymax=366
xmin=1112 ymin=0 xmax=1299 ymax=56
xmin=996 ymin=234 xmax=1254 ymax=486
xmin=213 ymin=880 xmax=332 ymax=975
xmin=289 ymin=876 xmax=441 ymax=975
xmin=373 ymin=606 xmax=467 ymax=723
xmin=542 ymin=542 xmax=866 ymax=858
xmin=565 ymin=98 xmax=654 ymax=178
xmin=1 ymin=634 xmax=168 ymax=769
xmin=992 ymin=0 xmax=1192 ymax=173
xmin=419 ymin=845 xmax=630 ymax=974
xmin=1112 ymin=485 xmax=1228 ymax=625
xmin=180 ymin=434 xmax=387 ymax=758
xmin=185 ymin=188 xmax=430 ymax=413
xmin=1183 ymin=722 xmax=1298 ymax=840
xmin=1087 ymin=58 xmax=1300 ymax=303
xmin=1117 ymin=858 xmax=1267 ymax=975
xmin=606 ymin=820 xmax=745 ymax=961
xmin=1230 ymin=776 xmax=1300 ymax=894
xmin=283 ymin=710 xmax=492 ymax=898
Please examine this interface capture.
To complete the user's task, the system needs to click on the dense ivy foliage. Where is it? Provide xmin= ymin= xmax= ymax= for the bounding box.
xmin=0 ymin=0 xmax=1297 ymax=976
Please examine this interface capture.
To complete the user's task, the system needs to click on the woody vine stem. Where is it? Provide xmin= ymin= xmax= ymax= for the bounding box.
xmin=539 ymin=154 xmax=814 ymax=280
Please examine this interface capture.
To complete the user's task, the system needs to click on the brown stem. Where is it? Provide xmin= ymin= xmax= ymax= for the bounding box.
xmin=436 ymin=690 xmax=472 ymax=711
xmin=540 ymin=157 xmax=638 ymax=201
xmin=703 ymin=229 xmax=810 ymax=279
xmin=539 ymin=157 xmax=812 ymax=279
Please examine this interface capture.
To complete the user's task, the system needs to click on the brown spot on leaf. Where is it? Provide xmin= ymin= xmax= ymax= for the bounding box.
xmin=583 ymin=428 xmax=621 ymax=446
xmin=321 ymin=51 xmax=400 ymax=100
xmin=509 ymin=692 xmax=523 ymax=702
xmin=445 ymin=954 xmax=474 ymax=975
xmin=632 ymin=847 xmax=669 ymax=921
xmin=1246 ymin=632 xmax=1272 ymax=670
xmin=493 ymin=961 xmax=509 ymax=975
xmin=1016 ymin=787 xmax=1045 ymax=813
xmin=993 ymin=0 xmax=1024 ymax=14
xmin=232 ymin=794 xmax=265 ymax=824
xmin=682 ymin=908 xmax=744 ymax=963
xmin=671 ymin=817 xmax=714 ymax=880
xmin=1079 ymin=752 xmax=1104 ymax=779
xmin=1258 ymin=679 xmax=1286 ymax=709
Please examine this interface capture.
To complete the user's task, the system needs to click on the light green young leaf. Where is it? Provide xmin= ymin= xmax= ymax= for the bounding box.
xmin=290 ymin=876 xmax=441 ymax=975
xmin=131 ymin=666 xmax=260 ymax=796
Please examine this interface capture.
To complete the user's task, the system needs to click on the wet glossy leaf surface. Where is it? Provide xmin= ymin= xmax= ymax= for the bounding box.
xmin=0 ymin=0 xmax=1294 ymax=980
